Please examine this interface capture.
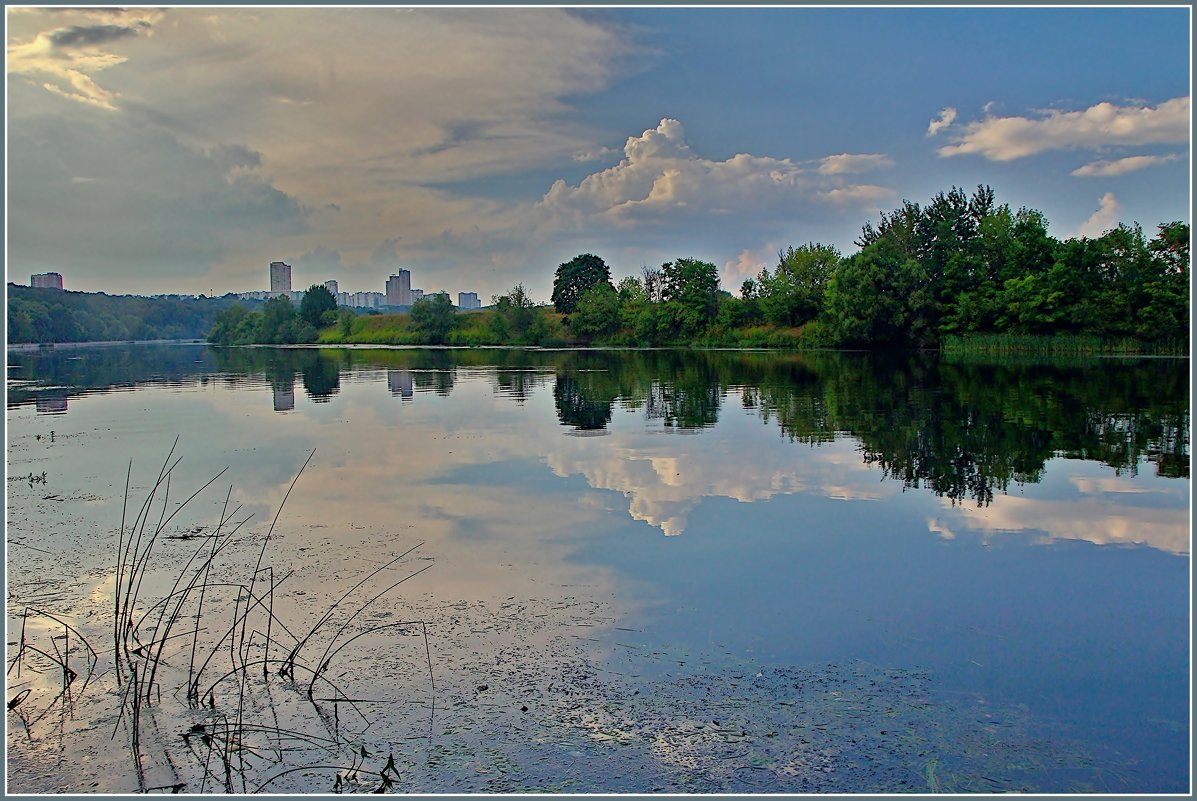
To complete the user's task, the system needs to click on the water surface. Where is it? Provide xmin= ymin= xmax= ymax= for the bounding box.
xmin=5 ymin=343 xmax=1189 ymax=793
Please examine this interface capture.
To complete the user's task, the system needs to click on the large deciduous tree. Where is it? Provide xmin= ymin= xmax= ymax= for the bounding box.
xmin=300 ymin=284 xmax=337 ymax=328
xmin=410 ymin=293 xmax=456 ymax=344
xmin=552 ymin=254 xmax=612 ymax=314
xmin=661 ymin=257 xmax=720 ymax=338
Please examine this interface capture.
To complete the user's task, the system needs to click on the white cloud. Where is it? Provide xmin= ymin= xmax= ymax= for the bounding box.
xmin=815 ymin=185 xmax=895 ymax=205
xmin=722 ymin=244 xmax=779 ymax=291
xmin=537 ymin=118 xmax=896 ymax=230
xmin=938 ymin=97 xmax=1190 ymax=161
xmin=927 ymin=107 xmax=957 ymax=136
xmin=816 ymin=153 xmax=894 ymax=175
xmin=1073 ymin=192 xmax=1122 ymax=238
xmin=536 ymin=118 xmax=804 ymax=225
xmin=1071 ymin=153 xmax=1180 ymax=177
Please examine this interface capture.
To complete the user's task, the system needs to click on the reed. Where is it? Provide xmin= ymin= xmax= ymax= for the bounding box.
xmin=10 ymin=445 xmax=435 ymax=794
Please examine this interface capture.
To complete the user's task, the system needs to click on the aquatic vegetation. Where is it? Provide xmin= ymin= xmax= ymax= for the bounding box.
xmin=8 ymin=445 xmax=434 ymax=793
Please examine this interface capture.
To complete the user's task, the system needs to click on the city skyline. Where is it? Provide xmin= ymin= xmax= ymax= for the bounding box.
xmin=7 ymin=7 xmax=1190 ymax=303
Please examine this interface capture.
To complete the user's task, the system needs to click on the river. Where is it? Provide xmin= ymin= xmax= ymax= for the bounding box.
xmin=5 ymin=342 xmax=1189 ymax=793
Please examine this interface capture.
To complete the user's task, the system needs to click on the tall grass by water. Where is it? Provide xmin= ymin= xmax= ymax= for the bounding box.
xmin=7 ymin=441 xmax=434 ymax=793
xmin=941 ymin=333 xmax=1188 ymax=357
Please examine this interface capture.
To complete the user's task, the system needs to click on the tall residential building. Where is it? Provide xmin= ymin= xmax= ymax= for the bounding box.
xmin=324 ymin=280 xmax=338 ymax=296
xmin=385 ymin=269 xmax=412 ymax=306
xmin=31 ymin=272 xmax=63 ymax=290
xmin=458 ymin=292 xmax=480 ymax=310
xmin=270 ymin=261 xmax=292 ymax=295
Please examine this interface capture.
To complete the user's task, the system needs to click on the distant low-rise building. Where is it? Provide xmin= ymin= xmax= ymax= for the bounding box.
xmin=31 ymin=272 xmax=63 ymax=290
xmin=458 ymin=292 xmax=481 ymax=310
xmin=411 ymin=288 xmax=424 ymax=303
xmin=348 ymin=291 xmax=384 ymax=308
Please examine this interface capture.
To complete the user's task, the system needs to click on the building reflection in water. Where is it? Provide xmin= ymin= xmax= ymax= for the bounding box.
xmin=273 ymin=383 xmax=295 ymax=412
xmin=35 ymin=392 xmax=69 ymax=415
xmin=388 ymin=370 xmax=414 ymax=401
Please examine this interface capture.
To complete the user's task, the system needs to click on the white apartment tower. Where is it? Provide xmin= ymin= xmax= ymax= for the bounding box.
xmin=270 ymin=261 xmax=292 ymax=295
xmin=458 ymin=292 xmax=480 ymax=310
xmin=385 ymin=269 xmax=412 ymax=306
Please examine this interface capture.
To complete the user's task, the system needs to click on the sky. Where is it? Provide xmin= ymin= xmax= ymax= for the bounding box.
xmin=5 ymin=5 xmax=1191 ymax=302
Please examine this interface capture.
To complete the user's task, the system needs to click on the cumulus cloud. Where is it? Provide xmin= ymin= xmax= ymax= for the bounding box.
xmin=536 ymin=118 xmax=892 ymax=230
xmin=927 ymin=107 xmax=957 ymax=136
xmin=1071 ymin=153 xmax=1180 ymax=177
xmin=938 ymin=97 xmax=1190 ymax=161
xmin=1073 ymin=192 xmax=1122 ymax=238
xmin=816 ymin=153 xmax=894 ymax=175
xmin=723 ymin=244 xmax=778 ymax=291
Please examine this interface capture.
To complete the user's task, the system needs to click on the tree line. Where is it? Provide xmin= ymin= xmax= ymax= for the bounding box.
xmin=551 ymin=185 xmax=1188 ymax=350
xmin=7 ymin=285 xmax=247 ymax=344
xmin=206 ymin=183 xmax=1189 ymax=351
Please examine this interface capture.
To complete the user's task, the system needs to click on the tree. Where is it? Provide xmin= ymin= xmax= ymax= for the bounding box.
xmin=300 ymin=284 xmax=337 ymax=328
xmin=552 ymin=254 xmax=612 ymax=314
xmin=570 ymin=282 xmax=622 ymax=340
xmin=409 ymin=293 xmax=456 ymax=344
xmin=660 ymin=257 xmax=720 ymax=338
xmin=259 ymin=295 xmax=302 ymax=343
xmin=493 ymin=283 xmax=536 ymax=340
xmin=757 ymin=243 xmax=840 ymax=327
xmin=823 ymin=241 xmax=935 ymax=347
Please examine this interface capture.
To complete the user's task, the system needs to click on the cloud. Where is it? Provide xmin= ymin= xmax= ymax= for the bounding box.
xmin=816 ymin=153 xmax=894 ymax=175
xmin=47 ymin=23 xmax=145 ymax=48
xmin=573 ymin=147 xmax=616 ymax=162
xmin=723 ymin=244 xmax=778 ymax=291
xmin=536 ymin=118 xmax=893 ymax=228
xmin=7 ymin=113 xmax=307 ymax=293
xmin=7 ymin=12 xmax=164 ymax=111
xmin=815 ymin=185 xmax=895 ymax=205
xmin=1071 ymin=153 xmax=1180 ymax=177
xmin=927 ymin=107 xmax=957 ymax=136
xmin=938 ymin=97 xmax=1190 ymax=161
xmin=1073 ymin=192 xmax=1122 ymax=238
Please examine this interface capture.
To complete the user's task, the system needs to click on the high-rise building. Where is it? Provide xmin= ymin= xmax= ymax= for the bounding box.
xmin=31 ymin=272 xmax=63 ymax=290
xmin=385 ymin=269 xmax=412 ymax=306
xmin=324 ymin=280 xmax=338 ymax=296
xmin=458 ymin=292 xmax=480 ymax=310
xmin=270 ymin=261 xmax=292 ymax=295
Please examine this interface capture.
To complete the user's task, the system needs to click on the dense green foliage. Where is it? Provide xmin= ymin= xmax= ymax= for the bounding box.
xmin=409 ymin=293 xmax=457 ymax=344
xmin=7 ymin=284 xmax=243 ymax=343
xmin=299 ymin=284 xmax=337 ymax=328
xmin=551 ymin=253 xmax=612 ymax=314
xmin=542 ymin=187 xmax=1187 ymax=351
xmin=208 ymin=295 xmax=317 ymax=344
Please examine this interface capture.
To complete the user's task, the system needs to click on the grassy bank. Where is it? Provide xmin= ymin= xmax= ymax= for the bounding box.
xmin=941 ymin=333 xmax=1188 ymax=357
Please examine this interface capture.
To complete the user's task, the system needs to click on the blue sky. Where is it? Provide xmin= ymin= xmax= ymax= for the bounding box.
xmin=6 ymin=6 xmax=1190 ymax=301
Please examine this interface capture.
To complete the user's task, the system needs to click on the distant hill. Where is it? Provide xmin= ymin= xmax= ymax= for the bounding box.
xmin=6 ymin=284 xmax=255 ymax=344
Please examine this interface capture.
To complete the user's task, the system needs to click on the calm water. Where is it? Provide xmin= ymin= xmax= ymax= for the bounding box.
xmin=5 ymin=343 xmax=1190 ymax=793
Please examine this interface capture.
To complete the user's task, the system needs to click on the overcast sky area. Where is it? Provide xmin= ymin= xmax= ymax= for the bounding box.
xmin=6 ymin=6 xmax=1191 ymax=301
